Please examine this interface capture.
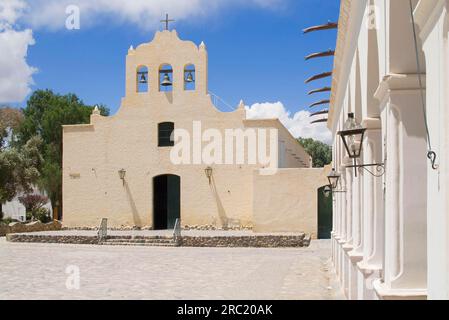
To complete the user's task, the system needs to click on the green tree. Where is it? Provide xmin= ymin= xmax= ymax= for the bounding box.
xmin=15 ymin=90 xmax=109 ymax=218
xmin=298 ymin=137 xmax=332 ymax=168
xmin=0 ymin=107 xmax=23 ymax=150
xmin=0 ymin=136 xmax=43 ymax=219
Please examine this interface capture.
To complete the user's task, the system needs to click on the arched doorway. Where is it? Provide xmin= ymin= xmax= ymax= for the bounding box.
xmin=153 ymin=174 xmax=180 ymax=230
xmin=318 ymin=185 xmax=333 ymax=239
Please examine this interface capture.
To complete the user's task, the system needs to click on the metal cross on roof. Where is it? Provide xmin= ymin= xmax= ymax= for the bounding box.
xmin=160 ymin=14 xmax=175 ymax=30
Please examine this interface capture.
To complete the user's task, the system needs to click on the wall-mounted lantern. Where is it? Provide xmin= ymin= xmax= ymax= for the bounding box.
xmin=327 ymin=168 xmax=341 ymax=190
xmin=118 ymin=168 xmax=126 ymax=185
xmin=338 ymin=113 xmax=366 ymax=160
xmin=338 ymin=113 xmax=385 ymax=178
xmin=324 ymin=168 xmax=346 ymax=198
xmin=205 ymin=166 xmax=213 ymax=184
xmin=323 ymin=185 xmax=332 ymax=198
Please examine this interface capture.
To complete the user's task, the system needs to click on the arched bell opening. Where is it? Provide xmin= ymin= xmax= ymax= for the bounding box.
xmin=184 ymin=64 xmax=195 ymax=91
xmin=136 ymin=66 xmax=148 ymax=93
xmin=159 ymin=64 xmax=173 ymax=92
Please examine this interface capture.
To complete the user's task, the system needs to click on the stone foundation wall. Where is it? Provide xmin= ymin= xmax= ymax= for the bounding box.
xmin=6 ymin=233 xmax=310 ymax=248
xmin=180 ymin=235 xmax=307 ymax=248
xmin=0 ymin=221 xmax=62 ymax=236
xmin=0 ymin=224 xmax=8 ymax=237
xmin=6 ymin=234 xmax=98 ymax=244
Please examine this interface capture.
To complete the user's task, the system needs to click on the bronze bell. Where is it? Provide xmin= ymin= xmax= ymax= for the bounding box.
xmin=161 ymin=73 xmax=172 ymax=86
xmin=138 ymin=72 xmax=147 ymax=84
xmin=185 ymin=72 xmax=194 ymax=83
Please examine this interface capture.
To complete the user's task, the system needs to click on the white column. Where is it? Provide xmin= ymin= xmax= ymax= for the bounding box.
xmin=343 ymin=165 xmax=352 ymax=247
xmin=357 ymin=126 xmax=384 ymax=299
xmin=361 ymin=129 xmax=384 ymax=268
xmin=419 ymin=3 xmax=449 ymax=300
xmin=373 ymin=75 xmax=428 ymax=299
xmin=350 ymin=165 xmax=364 ymax=256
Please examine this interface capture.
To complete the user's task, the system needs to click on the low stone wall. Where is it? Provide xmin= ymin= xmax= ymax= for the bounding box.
xmin=180 ymin=234 xmax=306 ymax=248
xmin=0 ymin=224 xmax=8 ymax=237
xmin=7 ymin=234 xmax=98 ymax=244
xmin=0 ymin=221 xmax=62 ymax=236
xmin=6 ymin=232 xmax=309 ymax=248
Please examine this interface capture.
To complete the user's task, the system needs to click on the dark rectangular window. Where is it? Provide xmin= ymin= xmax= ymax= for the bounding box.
xmin=158 ymin=122 xmax=174 ymax=147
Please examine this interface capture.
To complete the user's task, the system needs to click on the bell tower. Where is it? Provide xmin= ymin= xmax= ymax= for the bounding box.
xmin=124 ymin=29 xmax=208 ymax=99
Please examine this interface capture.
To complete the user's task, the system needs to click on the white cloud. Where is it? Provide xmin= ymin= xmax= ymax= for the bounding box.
xmin=16 ymin=0 xmax=284 ymax=31
xmin=0 ymin=0 xmax=283 ymax=103
xmin=0 ymin=0 xmax=36 ymax=104
xmin=0 ymin=0 xmax=27 ymax=27
xmin=245 ymin=102 xmax=332 ymax=144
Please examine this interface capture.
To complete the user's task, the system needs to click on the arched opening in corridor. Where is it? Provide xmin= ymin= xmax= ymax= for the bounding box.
xmin=318 ymin=185 xmax=333 ymax=239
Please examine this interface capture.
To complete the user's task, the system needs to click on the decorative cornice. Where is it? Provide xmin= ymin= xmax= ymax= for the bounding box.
xmin=362 ymin=117 xmax=381 ymax=130
xmin=328 ymin=0 xmax=351 ymax=131
xmin=328 ymin=0 xmax=367 ymax=134
xmin=414 ymin=0 xmax=446 ymax=41
xmin=374 ymin=73 xmax=426 ymax=104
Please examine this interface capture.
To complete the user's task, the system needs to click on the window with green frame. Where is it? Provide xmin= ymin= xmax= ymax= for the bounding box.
xmin=158 ymin=122 xmax=174 ymax=147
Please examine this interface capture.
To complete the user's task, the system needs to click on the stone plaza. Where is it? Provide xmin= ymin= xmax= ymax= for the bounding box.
xmin=0 ymin=238 xmax=343 ymax=300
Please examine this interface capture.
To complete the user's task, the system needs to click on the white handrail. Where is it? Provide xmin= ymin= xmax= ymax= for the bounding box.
xmin=209 ymin=91 xmax=236 ymax=112
xmin=97 ymin=218 xmax=107 ymax=242
xmin=173 ymin=218 xmax=181 ymax=244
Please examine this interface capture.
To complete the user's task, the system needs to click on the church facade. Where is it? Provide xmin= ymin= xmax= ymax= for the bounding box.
xmin=62 ymin=30 xmax=329 ymax=235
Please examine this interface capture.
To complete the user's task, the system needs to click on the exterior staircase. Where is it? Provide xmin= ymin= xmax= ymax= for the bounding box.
xmin=100 ymin=235 xmax=178 ymax=247
xmin=97 ymin=218 xmax=181 ymax=247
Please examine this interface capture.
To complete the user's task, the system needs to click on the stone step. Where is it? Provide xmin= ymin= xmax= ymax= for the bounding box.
xmin=100 ymin=241 xmax=178 ymax=247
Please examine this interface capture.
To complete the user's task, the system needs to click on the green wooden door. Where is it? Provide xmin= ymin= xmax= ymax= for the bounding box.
xmin=318 ymin=186 xmax=333 ymax=239
xmin=166 ymin=175 xmax=180 ymax=229
xmin=153 ymin=175 xmax=180 ymax=230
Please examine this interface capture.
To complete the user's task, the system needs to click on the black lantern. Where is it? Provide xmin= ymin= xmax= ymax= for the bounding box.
xmin=338 ymin=113 xmax=366 ymax=159
xmin=338 ymin=113 xmax=385 ymax=178
xmin=327 ymin=168 xmax=341 ymax=190
xmin=118 ymin=168 xmax=126 ymax=185
xmin=323 ymin=185 xmax=332 ymax=198
xmin=205 ymin=166 xmax=213 ymax=184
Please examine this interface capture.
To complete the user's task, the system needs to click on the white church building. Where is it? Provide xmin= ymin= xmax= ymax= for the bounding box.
xmin=62 ymin=29 xmax=331 ymax=237
xmin=329 ymin=0 xmax=449 ymax=300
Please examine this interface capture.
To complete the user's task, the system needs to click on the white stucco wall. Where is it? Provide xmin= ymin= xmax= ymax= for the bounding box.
xmin=252 ymin=166 xmax=330 ymax=237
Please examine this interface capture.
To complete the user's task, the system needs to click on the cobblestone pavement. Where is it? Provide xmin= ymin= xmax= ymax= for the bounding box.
xmin=0 ymin=238 xmax=344 ymax=300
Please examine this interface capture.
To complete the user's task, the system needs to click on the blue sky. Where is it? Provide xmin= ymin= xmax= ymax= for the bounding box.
xmin=0 ymin=0 xmax=339 ymax=142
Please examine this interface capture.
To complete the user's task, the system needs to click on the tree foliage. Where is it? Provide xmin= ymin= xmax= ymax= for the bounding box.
xmin=18 ymin=193 xmax=49 ymax=213
xmin=0 ymin=136 xmax=43 ymax=217
xmin=19 ymin=193 xmax=50 ymax=221
xmin=298 ymin=137 xmax=332 ymax=168
xmin=0 ymin=107 xmax=23 ymax=150
xmin=15 ymin=90 xmax=109 ymax=215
